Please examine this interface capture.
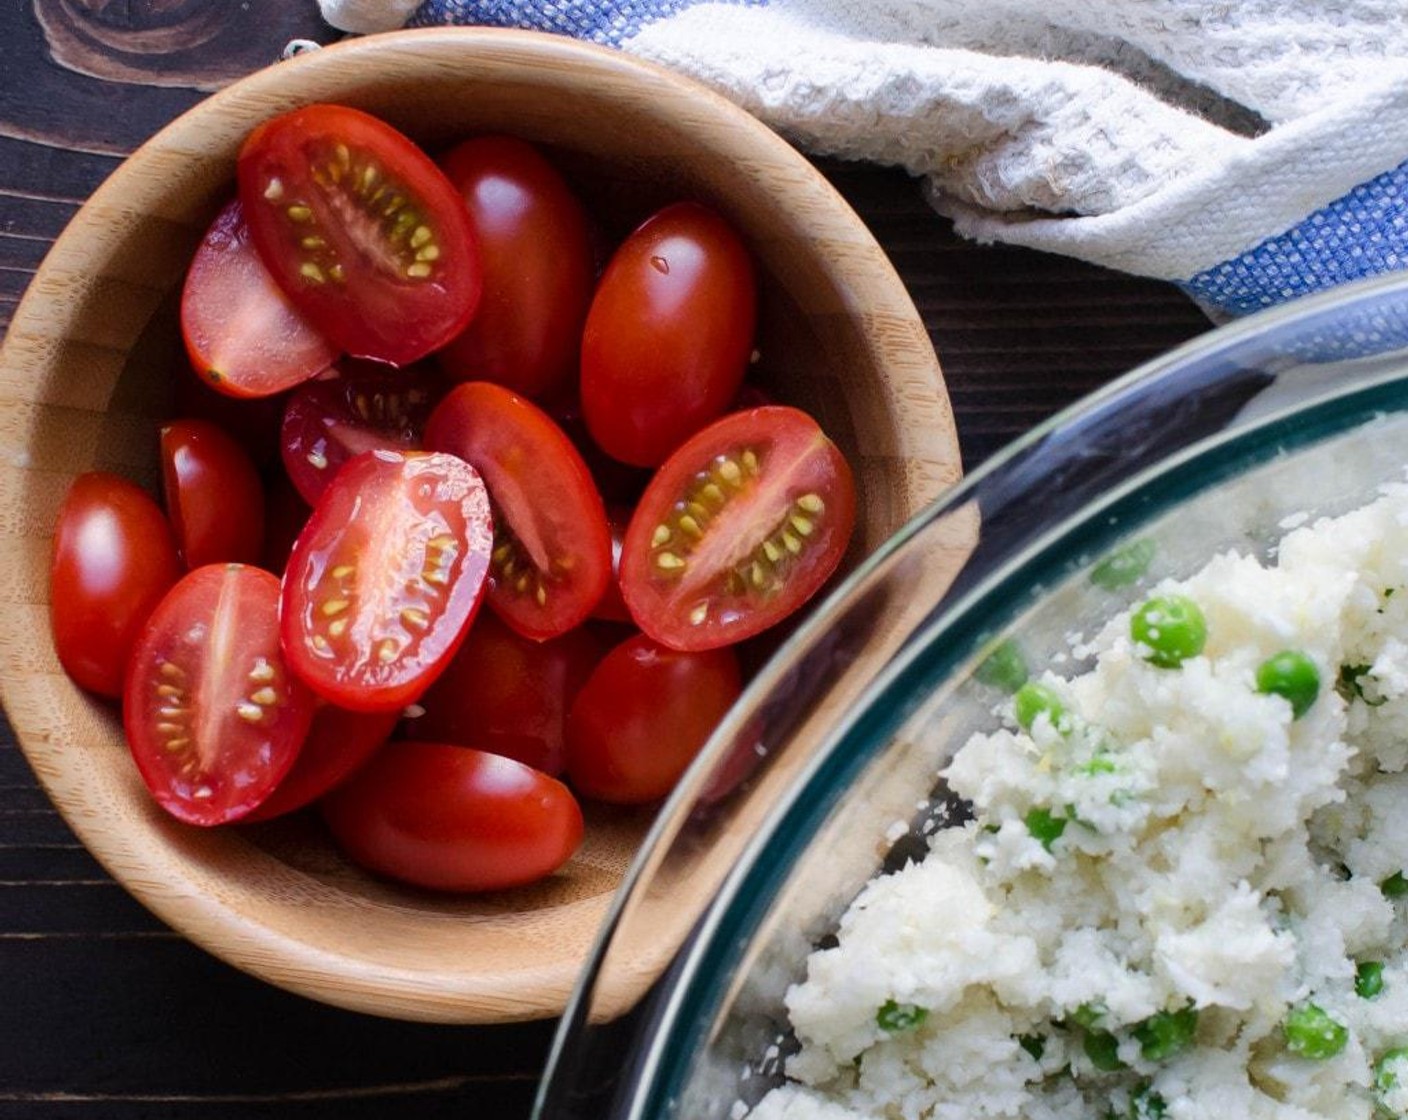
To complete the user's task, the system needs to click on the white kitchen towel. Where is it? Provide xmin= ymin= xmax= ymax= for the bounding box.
xmin=319 ymin=0 xmax=1408 ymax=321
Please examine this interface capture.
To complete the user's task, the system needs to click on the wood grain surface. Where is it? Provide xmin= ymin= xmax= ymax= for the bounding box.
xmin=0 ymin=3 xmax=1210 ymax=1116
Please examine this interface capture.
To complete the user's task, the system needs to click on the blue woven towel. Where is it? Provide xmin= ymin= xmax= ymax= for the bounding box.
xmin=321 ymin=0 xmax=1408 ymax=322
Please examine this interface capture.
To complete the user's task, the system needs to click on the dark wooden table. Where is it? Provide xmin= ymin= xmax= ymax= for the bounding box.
xmin=0 ymin=4 xmax=1210 ymax=1116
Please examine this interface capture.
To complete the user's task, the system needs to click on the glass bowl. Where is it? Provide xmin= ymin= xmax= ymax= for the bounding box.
xmin=535 ymin=270 xmax=1408 ymax=1116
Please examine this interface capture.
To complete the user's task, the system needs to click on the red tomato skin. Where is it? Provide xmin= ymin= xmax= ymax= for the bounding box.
xmin=407 ymin=610 xmax=604 ymax=775
xmin=549 ymin=397 xmax=653 ymax=507
xmin=173 ymin=361 xmax=288 ymax=471
xmin=242 ymin=703 xmax=399 ymax=822
xmin=566 ymin=633 xmax=742 ymax=805
xmin=580 ymin=201 xmax=758 ymax=467
xmin=237 ymin=104 xmax=481 ymax=367
xmin=321 ymin=741 xmax=584 ymax=892
xmin=591 ymin=504 xmax=633 ymax=623
xmin=180 ymin=197 xmax=339 ymax=399
xmin=259 ymin=472 xmax=312 ymax=577
xmin=619 ymin=406 xmax=856 ymax=652
xmin=435 ymin=136 xmax=594 ymax=401
xmin=425 ymin=382 xmax=612 ymax=641
xmin=279 ymin=358 xmax=435 ymax=505
xmin=160 ymin=418 xmax=266 ymax=569
xmin=123 ymin=564 xmax=316 ymax=825
xmin=280 ymin=450 xmax=493 ymax=713
xmin=49 ymin=473 xmax=183 ymax=698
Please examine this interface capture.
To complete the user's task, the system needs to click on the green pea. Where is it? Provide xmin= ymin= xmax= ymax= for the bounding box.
xmin=1376 ymin=1047 xmax=1408 ymax=1109
xmin=1133 ymin=1006 xmax=1198 ymax=1061
xmin=1255 ymin=651 xmax=1320 ymax=719
xmin=1128 ymin=1085 xmax=1167 ymax=1120
xmin=1076 ymin=756 xmax=1119 ymax=776
xmin=1282 ymin=1002 xmax=1348 ymax=1059
xmin=1383 ymin=872 xmax=1408 ymax=899
xmin=1014 ymin=682 xmax=1068 ymax=733
xmin=1356 ymin=961 xmax=1385 ymax=999
xmin=1130 ymin=595 xmax=1206 ymax=668
xmin=1025 ymin=807 xmax=1067 ymax=852
xmin=1338 ymin=663 xmax=1385 ymax=706
xmin=976 ymin=638 xmax=1029 ymax=693
xmin=1068 ymin=1002 xmax=1107 ymax=1029
xmin=1018 ymin=1033 xmax=1045 ymax=1061
xmin=876 ymin=999 xmax=928 ymax=1033
xmin=1084 ymin=1029 xmax=1125 ymax=1071
xmin=1091 ymin=538 xmax=1156 ymax=590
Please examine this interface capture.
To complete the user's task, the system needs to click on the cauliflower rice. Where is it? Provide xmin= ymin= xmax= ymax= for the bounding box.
xmin=751 ymin=483 xmax=1408 ymax=1120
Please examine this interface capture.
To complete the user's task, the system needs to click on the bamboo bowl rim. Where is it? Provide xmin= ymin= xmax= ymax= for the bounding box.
xmin=0 ymin=27 xmax=960 ymax=1023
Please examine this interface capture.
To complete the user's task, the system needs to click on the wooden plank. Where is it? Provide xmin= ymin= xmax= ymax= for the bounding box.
xmin=0 ymin=3 xmax=338 ymax=156
xmin=0 ymin=936 xmax=554 ymax=1095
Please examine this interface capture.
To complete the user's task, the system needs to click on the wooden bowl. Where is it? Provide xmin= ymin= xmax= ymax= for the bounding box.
xmin=0 ymin=28 xmax=959 ymax=1023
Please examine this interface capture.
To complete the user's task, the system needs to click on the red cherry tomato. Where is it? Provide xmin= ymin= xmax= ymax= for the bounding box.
xmin=425 ymin=382 xmax=611 ymax=640
xmin=173 ymin=354 xmax=289 ymax=470
xmin=436 ymin=136 xmax=594 ymax=401
xmin=242 ymin=703 xmax=399 ymax=822
xmin=408 ymin=610 xmax=604 ymax=775
xmin=580 ymin=201 xmax=757 ymax=467
xmin=280 ymin=359 xmax=435 ymax=505
xmin=260 ymin=472 xmax=312 ymax=577
xmin=180 ymin=197 xmax=339 ymax=398
xmin=591 ymin=505 xmax=633 ymax=623
xmin=160 ymin=418 xmax=266 ymax=569
xmin=49 ymin=473 xmax=183 ymax=698
xmin=123 ymin=564 xmax=315 ymax=825
xmin=549 ymin=397 xmax=653 ymax=506
xmin=321 ymin=741 xmax=584 ymax=892
xmin=280 ymin=449 xmax=493 ymax=713
xmin=565 ymin=633 xmax=741 ymax=804
xmin=237 ymin=104 xmax=481 ymax=367
xmin=619 ymin=406 xmax=856 ymax=651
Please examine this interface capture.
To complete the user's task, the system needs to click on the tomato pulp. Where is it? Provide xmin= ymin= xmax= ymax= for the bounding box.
xmin=425 ymin=381 xmax=611 ymax=640
xmin=619 ymin=406 xmax=856 ymax=651
xmin=280 ymin=449 xmax=494 ymax=712
xmin=123 ymin=564 xmax=315 ymax=825
xmin=279 ymin=358 xmax=435 ymax=505
xmin=237 ymin=104 xmax=481 ymax=366
xmin=180 ymin=197 xmax=338 ymax=398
